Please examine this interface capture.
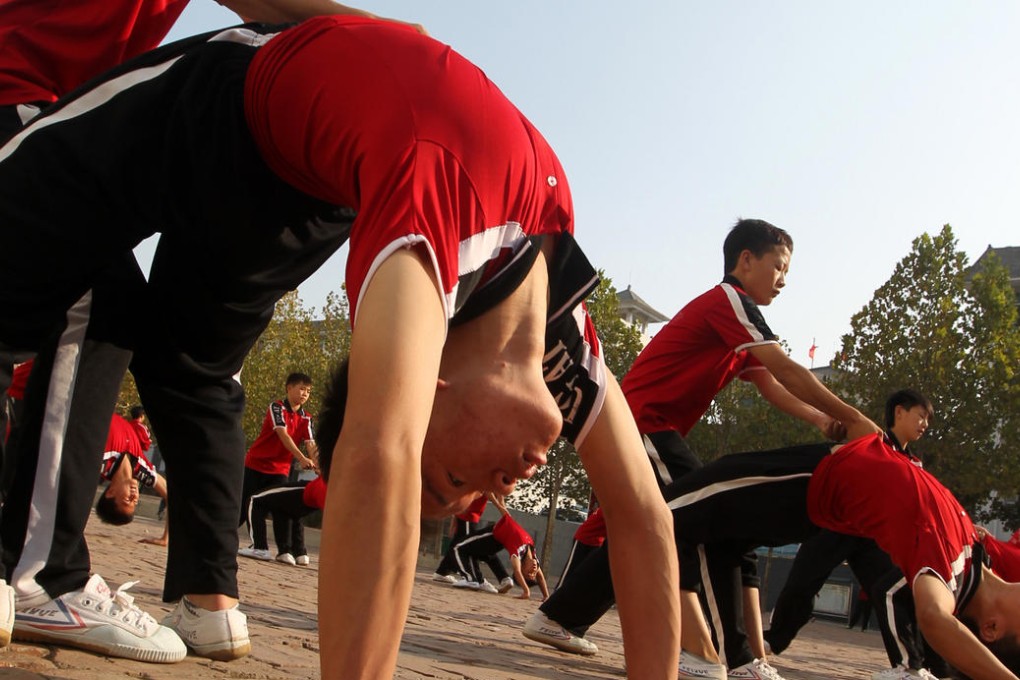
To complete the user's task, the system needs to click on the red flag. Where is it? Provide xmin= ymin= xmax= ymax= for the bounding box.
xmin=808 ymin=339 xmax=817 ymax=361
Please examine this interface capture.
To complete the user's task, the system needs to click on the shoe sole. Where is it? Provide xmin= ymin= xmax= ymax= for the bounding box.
xmin=186 ymin=638 xmax=252 ymax=661
xmin=522 ymin=628 xmax=597 ymax=656
xmin=13 ymin=626 xmax=186 ymax=663
xmin=497 ymin=584 xmax=513 ymax=594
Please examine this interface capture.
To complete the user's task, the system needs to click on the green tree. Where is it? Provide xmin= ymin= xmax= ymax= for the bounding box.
xmin=832 ymin=225 xmax=1020 ymax=521
xmin=512 ymin=272 xmax=644 ymax=563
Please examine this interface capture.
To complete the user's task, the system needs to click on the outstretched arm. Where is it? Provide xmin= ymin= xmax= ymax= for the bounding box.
xmin=274 ymin=428 xmax=316 ymax=470
xmin=534 ymin=567 xmax=550 ymax=601
xmin=319 ymin=248 xmax=446 ymax=679
xmin=748 ymin=343 xmax=880 ymax=441
xmin=913 ymin=574 xmax=1019 ymax=680
xmin=510 ymin=555 xmax=532 ymax=600
xmin=139 ymin=473 xmax=170 ymax=547
xmin=577 ymin=375 xmax=680 ymax=678
xmin=747 ymin=369 xmax=846 ymax=440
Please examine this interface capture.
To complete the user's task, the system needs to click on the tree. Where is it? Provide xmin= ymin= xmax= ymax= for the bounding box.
xmin=831 ymin=225 xmax=1020 ymax=521
xmin=512 ymin=271 xmax=644 ymax=563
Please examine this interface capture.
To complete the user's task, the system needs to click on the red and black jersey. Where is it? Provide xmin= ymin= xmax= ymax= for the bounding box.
xmin=492 ymin=514 xmax=534 ymax=559
xmin=243 ymin=398 xmax=314 ymax=477
xmin=456 ymin=496 xmax=488 ymax=524
xmin=807 ymin=434 xmax=978 ymax=611
xmin=130 ymin=420 xmax=152 ymax=453
xmin=6 ymin=358 xmax=32 ymax=399
xmin=0 ymin=0 xmax=190 ymax=107
xmin=244 ymin=16 xmax=606 ymax=445
xmin=982 ymin=535 xmax=1020 ymax=582
xmin=622 ymin=275 xmax=778 ymax=435
xmin=100 ymin=414 xmax=157 ymax=488
xmin=573 ymin=507 xmax=606 ymax=547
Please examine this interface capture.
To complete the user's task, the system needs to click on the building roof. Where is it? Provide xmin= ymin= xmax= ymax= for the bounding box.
xmin=617 ymin=285 xmax=669 ymax=323
xmin=968 ymin=245 xmax=1020 ymax=297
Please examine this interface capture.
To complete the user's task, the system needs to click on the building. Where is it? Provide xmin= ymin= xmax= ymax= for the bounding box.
xmin=616 ymin=285 xmax=668 ymax=346
xmin=968 ymin=245 xmax=1020 ymax=308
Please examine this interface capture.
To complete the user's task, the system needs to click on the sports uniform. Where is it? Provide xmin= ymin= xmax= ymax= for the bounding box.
xmin=451 ymin=513 xmax=535 ymax=586
xmin=435 ymin=496 xmax=510 ymax=584
xmin=556 ymin=507 xmax=606 ymax=589
xmin=99 ymin=414 xmax=158 ymax=489
xmin=244 ymin=476 xmax=327 ymax=562
xmin=0 ymin=12 xmax=606 ymax=613
xmin=538 ymin=276 xmax=777 ymax=640
xmin=240 ymin=398 xmax=314 ymax=527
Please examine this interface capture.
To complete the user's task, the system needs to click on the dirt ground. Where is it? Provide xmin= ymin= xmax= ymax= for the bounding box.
xmin=0 ymin=513 xmax=890 ymax=679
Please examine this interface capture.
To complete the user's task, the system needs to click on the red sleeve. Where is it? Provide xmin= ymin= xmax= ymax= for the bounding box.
xmin=703 ymin=283 xmax=778 ymax=352
xmin=984 ymin=536 xmax=1020 ymax=582
xmin=302 ymin=477 xmax=328 ymax=510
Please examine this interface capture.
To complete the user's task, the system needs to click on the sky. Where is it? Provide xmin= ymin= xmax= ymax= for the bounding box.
xmin=146 ymin=1 xmax=1020 ymax=366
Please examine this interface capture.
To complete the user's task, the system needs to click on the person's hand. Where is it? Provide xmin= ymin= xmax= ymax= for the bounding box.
xmin=515 ymin=591 xmax=530 ymax=600
xmin=300 ymin=455 xmax=316 ymax=470
xmin=975 ymin=526 xmax=990 ymax=540
xmin=819 ymin=418 xmax=847 ymax=442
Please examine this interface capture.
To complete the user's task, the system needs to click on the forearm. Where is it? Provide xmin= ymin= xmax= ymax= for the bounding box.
xmin=319 ymin=443 xmax=420 ymax=679
xmin=753 ymin=373 xmax=829 ymax=428
xmin=921 ymin=613 xmax=1018 ymax=680
xmin=579 ymin=377 xmax=680 ymax=678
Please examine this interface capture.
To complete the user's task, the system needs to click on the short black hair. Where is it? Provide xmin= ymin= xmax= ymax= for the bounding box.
xmin=959 ymin=613 xmax=1020 ymax=675
xmin=95 ymin=491 xmax=134 ymax=526
xmin=722 ymin=219 xmax=793 ymax=273
xmin=884 ymin=389 xmax=934 ymax=429
xmin=130 ymin=405 xmax=145 ymax=420
xmin=315 ymin=360 xmax=350 ymax=482
xmin=286 ymin=372 xmax=313 ymax=387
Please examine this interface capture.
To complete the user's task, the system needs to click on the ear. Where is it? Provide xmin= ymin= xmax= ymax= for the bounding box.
xmin=102 ymin=485 xmax=116 ymax=499
xmin=980 ymin=616 xmax=1002 ymax=643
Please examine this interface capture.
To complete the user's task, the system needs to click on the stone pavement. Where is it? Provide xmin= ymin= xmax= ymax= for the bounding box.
xmin=0 ymin=513 xmax=890 ymax=679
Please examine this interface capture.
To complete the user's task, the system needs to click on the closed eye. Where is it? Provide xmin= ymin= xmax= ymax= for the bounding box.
xmin=447 ymin=472 xmax=465 ymax=488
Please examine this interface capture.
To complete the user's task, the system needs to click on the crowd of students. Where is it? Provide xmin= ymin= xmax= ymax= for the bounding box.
xmin=0 ymin=3 xmax=1018 ymax=680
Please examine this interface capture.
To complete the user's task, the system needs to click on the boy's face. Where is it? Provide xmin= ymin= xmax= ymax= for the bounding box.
xmin=287 ymin=381 xmax=312 ymax=407
xmin=734 ymin=245 xmax=790 ymax=306
xmin=105 ymin=478 xmax=140 ymax=517
xmin=894 ymin=404 xmax=929 ymax=444
xmin=522 ymin=554 xmax=539 ymax=580
xmin=418 ymin=363 xmax=561 ymax=518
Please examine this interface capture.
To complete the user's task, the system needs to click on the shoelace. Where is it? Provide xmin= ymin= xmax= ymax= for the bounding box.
xmin=89 ymin=580 xmax=156 ymax=630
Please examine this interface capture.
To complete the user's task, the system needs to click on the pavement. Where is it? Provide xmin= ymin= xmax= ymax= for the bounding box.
xmin=0 ymin=512 xmax=892 ymax=679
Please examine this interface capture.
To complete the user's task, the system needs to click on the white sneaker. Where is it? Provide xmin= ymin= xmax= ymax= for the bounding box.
xmin=13 ymin=574 xmax=186 ymax=663
xmin=275 ymin=553 xmax=297 ymax=566
xmin=522 ymin=611 xmax=598 ymax=655
xmin=432 ymin=573 xmax=458 ymax=584
xmin=478 ymin=580 xmax=499 ymax=594
xmin=678 ymin=650 xmax=727 ymax=679
xmin=295 ymin=555 xmax=310 ymax=566
xmin=451 ymin=579 xmax=480 ymax=590
xmin=729 ymin=658 xmax=787 ymax=680
xmin=872 ymin=667 xmax=934 ymax=680
xmin=237 ymin=546 xmax=271 ymax=561
xmin=162 ymin=597 xmax=250 ymax=661
xmin=497 ymin=577 xmax=514 ymax=594
xmin=0 ymin=579 xmax=14 ymax=648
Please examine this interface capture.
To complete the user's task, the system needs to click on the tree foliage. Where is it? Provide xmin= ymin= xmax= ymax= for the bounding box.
xmin=830 ymin=225 xmax=1020 ymax=523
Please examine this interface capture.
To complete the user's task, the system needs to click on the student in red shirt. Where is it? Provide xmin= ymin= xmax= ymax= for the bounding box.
xmin=433 ymin=495 xmax=512 ymax=592
xmin=96 ymin=413 xmax=167 ymax=526
xmin=239 ymin=476 xmax=326 ymax=566
xmin=0 ymin=17 xmax=681 ymax=677
xmin=239 ymin=373 xmax=317 ymax=529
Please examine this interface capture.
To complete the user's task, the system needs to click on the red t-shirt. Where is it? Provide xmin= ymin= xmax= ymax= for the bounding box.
xmin=302 ymin=476 xmax=327 ymax=510
xmin=244 ymin=16 xmax=607 ymax=446
xmin=0 ymin=0 xmax=190 ymax=106
xmin=573 ymin=507 xmax=606 ymax=547
xmin=456 ymin=496 xmax=489 ymax=524
xmin=622 ymin=276 xmax=778 ymax=435
xmin=982 ymin=535 xmax=1020 ymax=582
xmin=492 ymin=514 xmax=534 ymax=559
xmin=807 ymin=434 xmax=977 ymax=605
xmin=6 ymin=358 xmax=32 ymax=399
xmin=99 ymin=414 xmax=157 ymax=488
xmin=243 ymin=399 xmax=314 ymax=476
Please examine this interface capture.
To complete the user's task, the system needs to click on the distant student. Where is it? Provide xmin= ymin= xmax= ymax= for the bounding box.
xmin=239 ymin=476 xmax=326 ymax=566
xmin=449 ymin=495 xmax=549 ymax=600
xmin=96 ymin=413 xmax=167 ymax=526
xmin=557 ymin=507 xmax=605 ymax=589
xmin=239 ymin=373 xmax=318 ymax=529
xmin=433 ymin=495 xmax=512 ymax=592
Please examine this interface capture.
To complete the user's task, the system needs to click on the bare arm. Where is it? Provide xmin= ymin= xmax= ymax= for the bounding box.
xmin=913 ymin=574 xmax=1019 ymax=680
xmin=217 ymin=0 xmax=426 ymax=33
xmin=274 ymin=428 xmax=315 ymax=469
xmin=318 ymin=248 xmax=446 ymax=679
xmin=746 ymin=369 xmax=845 ymax=440
xmin=576 ymin=375 xmax=680 ymax=678
xmin=748 ymin=343 xmax=880 ymax=440
xmin=510 ymin=555 xmax=531 ymax=600
xmin=534 ymin=567 xmax=550 ymax=601
xmin=139 ymin=473 xmax=170 ymax=547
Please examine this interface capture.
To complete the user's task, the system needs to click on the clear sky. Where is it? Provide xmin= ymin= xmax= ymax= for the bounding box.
xmin=148 ymin=1 xmax=1020 ymax=366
